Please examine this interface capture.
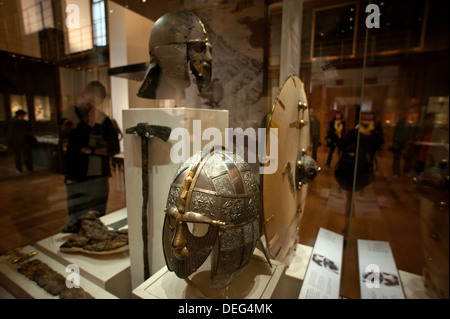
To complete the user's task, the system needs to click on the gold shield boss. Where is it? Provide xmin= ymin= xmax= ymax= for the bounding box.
xmin=163 ymin=149 xmax=260 ymax=289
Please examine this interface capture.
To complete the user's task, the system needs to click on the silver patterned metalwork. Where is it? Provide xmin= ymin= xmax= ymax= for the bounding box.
xmin=163 ymin=149 xmax=261 ymax=289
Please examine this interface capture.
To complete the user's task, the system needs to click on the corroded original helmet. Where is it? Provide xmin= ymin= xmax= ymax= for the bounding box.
xmin=163 ymin=149 xmax=260 ymax=289
xmin=137 ymin=10 xmax=212 ymax=99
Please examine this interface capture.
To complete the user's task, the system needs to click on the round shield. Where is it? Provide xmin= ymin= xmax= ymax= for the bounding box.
xmin=262 ymin=75 xmax=318 ymax=261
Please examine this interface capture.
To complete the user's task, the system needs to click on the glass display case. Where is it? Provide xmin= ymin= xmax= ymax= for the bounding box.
xmin=9 ymin=95 xmax=29 ymax=120
xmin=295 ymin=0 xmax=448 ymax=299
xmin=33 ymin=96 xmax=52 ymax=121
xmin=0 ymin=0 xmax=447 ymax=303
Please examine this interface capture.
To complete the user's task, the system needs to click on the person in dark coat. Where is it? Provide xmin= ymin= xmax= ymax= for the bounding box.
xmin=62 ymin=81 xmax=120 ymax=226
xmin=391 ymin=111 xmax=419 ymax=176
xmin=7 ymin=110 xmax=34 ymax=174
xmin=359 ymin=112 xmax=384 ymax=171
xmin=309 ymin=108 xmax=321 ymax=161
xmin=335 ymin=122 xmax=374 ymax=192
xmin=325 ymin=111 xmax=345 ymax=168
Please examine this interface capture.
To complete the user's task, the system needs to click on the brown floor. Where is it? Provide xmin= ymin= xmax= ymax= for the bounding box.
xmin=0 ymin=148 xmax=433 ymax=299
xmin=0 ymin=151 xmax=126 ymax=256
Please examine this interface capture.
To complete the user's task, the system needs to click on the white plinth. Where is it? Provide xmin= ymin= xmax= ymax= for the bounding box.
xmin=122 ymin=108 xmax=229 ymax=289
xmin=133 ymin=250 xmax=284 ymax=299
xmin=271 ymin=243 xmax=313 ymax=299
xmin=398 ymin=270 xmax=431 ymax=299
xmin=35 ymin=209 xmax=131 ymax=298
xmin=0 ymin=245 xmax=117 ymax=299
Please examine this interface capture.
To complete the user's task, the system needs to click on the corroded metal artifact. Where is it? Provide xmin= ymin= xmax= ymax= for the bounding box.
xmin=125 ymin=123 xmax=172 ymax=280
xmin=59 ymin=211 xmax=129 ymax=255
xmin=18 ymin=259 xmax=94 ymax=299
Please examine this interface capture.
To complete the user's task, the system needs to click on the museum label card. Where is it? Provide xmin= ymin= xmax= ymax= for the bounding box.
xmin=298 ymin=228 xmax=343 ymax=299
xmin=357 ymin=239 xmax=405 ymax=299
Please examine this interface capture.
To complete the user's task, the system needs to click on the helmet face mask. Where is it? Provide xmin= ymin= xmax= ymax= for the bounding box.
xmin=187 ymin=39 xmax=212 ymax=94
xmin=163 ymin=209 xmax=219 ymax=278
xmin=137 ymin=11 xmax=212 ymax=99
xmin=163 ymin=150 xmax=261 ymax=289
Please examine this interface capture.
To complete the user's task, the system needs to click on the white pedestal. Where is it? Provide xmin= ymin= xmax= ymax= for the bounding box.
xmin=0 ymin=245 xmax=117 ymax=299
xmin=271 ymin=243 xmax=313 ymax=298
xmin=35 ymin=209 xmax=131 ymax=298
xmin=133 ymin=250 xmax=284 ymax=299
xmin=398 ymin=270 xmax=431 ymax=299
xmin=122 ymin=108 xmax=229 ymax=289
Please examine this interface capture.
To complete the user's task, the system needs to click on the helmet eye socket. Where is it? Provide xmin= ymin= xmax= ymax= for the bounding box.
xmin=187 ymin=40 xmax=212 ymax=54
xmin=190 ymin=222 xmax=209 ymax=237
xmin=166 ymin=209 xmax=211 ymax=238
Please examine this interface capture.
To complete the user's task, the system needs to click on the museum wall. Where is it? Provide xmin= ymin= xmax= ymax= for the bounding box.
xmin=0 ymin=1 xmax=42 ymax=58
xmin=179 ymin=0 xmax=269 ymax=130
xmin=108 ymin=0 xmax=155 ymax=142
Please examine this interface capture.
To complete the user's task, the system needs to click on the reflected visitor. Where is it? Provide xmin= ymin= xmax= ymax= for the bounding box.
xmin=334 ymin=118 xmax=375 ymax=192
xmin=325 ymin=110 xmax=345 ymax=168
xmin=6 ymin=109 xmax=34 ymax=174
xmin=309 ymin=108 xmax=321 ymax=161
xmin=58 ymin=117 xmax=74 ymax=154
xmin=390 ymin=108 xmax=419 ymax=177
xmin=358 ymin=112 xmax=384 ymax=171
xmin=61 ymin=81 xmax=120 ymax=228
xmin=413 ymin=112 xmax=436 ymax=174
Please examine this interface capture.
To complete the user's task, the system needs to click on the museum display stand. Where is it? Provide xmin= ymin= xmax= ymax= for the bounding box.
xmin=122 ymin=108 xmax=229 ymax=289
xmin=0 ymin=209 xmax=130 ymax=299
xmin=132 ymin=242 xmax=315 ymax=299
xmin=271 ymin=243 xmax=314 ymax=298
xmin=122 ymin=106 xmax=427 ymax=300
xmin=0 ymin=107 xmax=434 ymax=299
xmin=35 ymin=208 xmax=131 ymax=298
xmin=133 ymin=249 xmax=284 ymax=299
xmin=0 ymin=223 xmax=432 ymax=299
xmin=0 ymin=245 xmax=118 ymax=299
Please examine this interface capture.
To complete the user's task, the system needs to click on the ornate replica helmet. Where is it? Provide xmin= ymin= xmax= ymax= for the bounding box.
xmin=137 ymin=10 xmax=212 ymax=99
xmin=163 ymin=149 xmax=261 ymax=289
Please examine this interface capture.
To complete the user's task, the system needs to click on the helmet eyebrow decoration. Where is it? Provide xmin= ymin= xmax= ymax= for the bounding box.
xmin=165 ymin=207 xmax=225 ymax=226
xmin=196 ymin=17 xmax=209 ymax=44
